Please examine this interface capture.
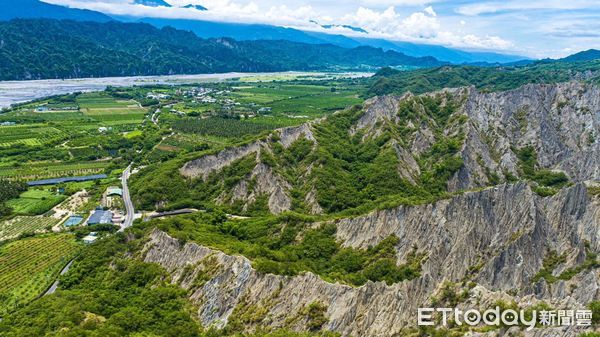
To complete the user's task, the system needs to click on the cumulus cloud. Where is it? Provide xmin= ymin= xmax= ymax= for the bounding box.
xmin=340 ymin=5 xmax=512 ymax=49
xmin=45 ymin=0 xmax=513 ymax=50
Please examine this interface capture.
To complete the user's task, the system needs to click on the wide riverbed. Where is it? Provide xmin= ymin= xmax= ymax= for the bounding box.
xmin=0 ymin=72 xmax=369 ymax=109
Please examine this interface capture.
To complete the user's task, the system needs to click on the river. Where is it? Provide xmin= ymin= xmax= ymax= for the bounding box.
xmin=0 ymin=72 xmax=370 ymax=109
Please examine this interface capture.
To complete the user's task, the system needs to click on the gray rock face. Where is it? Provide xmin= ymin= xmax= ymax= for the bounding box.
xmin=180 ymin=123 xmax=318 ymax=212
xmin=143 ymin=183 xmax=599 ymax=337
xmin=160 ymin=83 xmax=599 ymax=336
xmin=180 ymin=123 xmax=317 ymax=180
xmin=181 ymin=141 xmax=264 ymax=180
xmin=278 ymin=123 xmax=317 ymax=148
xmin=335 ymin=183 xmax=599 ymax=298
xmin=353 ymin=95 xmax=405 ymax=137
xmin=356 ymin=82 xmax=600 ymax=191
xmin=460 ymin=82 xmax=600 ymax=188
xmin=178 ymin=82 xmax=599 ymax=214
xmin=144 ymin=229 xmax=433 ymax=337
xmin=222 ymin=162 xmax=292 ymax=214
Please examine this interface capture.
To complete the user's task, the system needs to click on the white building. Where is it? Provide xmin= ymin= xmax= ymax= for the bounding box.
xmin=82 ymin=235 xmax=98 ymax=244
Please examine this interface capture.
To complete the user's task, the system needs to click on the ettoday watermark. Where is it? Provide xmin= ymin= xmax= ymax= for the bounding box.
xmin=418 ymin=307 xmax=593 ymax=331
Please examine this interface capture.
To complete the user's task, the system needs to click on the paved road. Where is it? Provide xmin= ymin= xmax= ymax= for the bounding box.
xmin=120 ymin=165 xmax=135 ymax=231
xmin=151 ymin=108 xmax=160 ymax=125
xmin=44 ymin=259 xmax=74 ymax=296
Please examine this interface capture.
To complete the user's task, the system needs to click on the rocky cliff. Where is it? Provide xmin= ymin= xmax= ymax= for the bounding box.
xmin=142 ymin=182 xmax=599 ymax=337
xmin=134 ymin=82 xmax=599 ymax=336
xmin=173 ymin=82 xmax=599 ymax=216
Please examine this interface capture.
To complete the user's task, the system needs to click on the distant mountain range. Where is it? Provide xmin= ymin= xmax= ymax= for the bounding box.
xmin=558 ymin=49 xmax=600 ymax=62
xmin=2 ymin=0 xmax=598 ymax=73
xmin=0 ymin=0 xmax=532 ymax=65
xmin=135 ymin=17 xmax=529 ymax=64
xmin=132 ymin=0 xmax=207 ymax=10
xmin=133 ymin=0 xmax=172 ymax=7
xmin=0 ymin=0 xmax=111 ymax=22
xmin=182 ymin=4 xmax=207 ymax=11
xmin=0 ymin=19 xmax=445 ymax=81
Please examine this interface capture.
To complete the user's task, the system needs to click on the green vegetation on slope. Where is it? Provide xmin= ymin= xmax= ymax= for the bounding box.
xmin=514 ymin=146 xmax=570 ymax=196
xmin=156 ymin=210 xmax=425 ymax=287
xmin=131 ymin=92 xmax=467 ymax=217
xmin=369 ymin=60 xmax=600 ymax=96
xmin=0 ymin=227 xmax=341 ymax=336
xmin=0 ymin=19 xmax=442 ymax=81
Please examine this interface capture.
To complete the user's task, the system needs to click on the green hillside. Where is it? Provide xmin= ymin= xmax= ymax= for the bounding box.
xmin=0 ymin=19 xmax=443 ymax=81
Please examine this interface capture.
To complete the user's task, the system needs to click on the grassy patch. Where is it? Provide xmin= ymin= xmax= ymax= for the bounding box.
xmin=7 ymin=189 xmax=66 ymax=215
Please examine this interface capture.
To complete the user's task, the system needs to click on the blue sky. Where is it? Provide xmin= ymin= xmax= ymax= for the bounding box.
xmin=45 ymin=0 xmax=600 ymax=58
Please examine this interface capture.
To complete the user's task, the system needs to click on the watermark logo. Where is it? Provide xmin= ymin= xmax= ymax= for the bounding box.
xmin=418 ymin=307 xmax=593 ymax=331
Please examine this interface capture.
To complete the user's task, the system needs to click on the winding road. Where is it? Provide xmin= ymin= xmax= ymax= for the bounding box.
xmin=120 ymin=165 xmax=136 ymax=231
xmin=44 ymin=259 xmax=74 ymax=296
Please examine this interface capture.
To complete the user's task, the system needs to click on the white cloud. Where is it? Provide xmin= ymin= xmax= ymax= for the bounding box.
xmin=423 ymin=6 xmax=436 ymax=16
xmin=359 ymin=0 xmax=443 ymax=6
xmin=340 ymin=6 xmax=512 ymax=49
xmin=45 ymin=0 xmax=513 ymax=50
xmin=456 ymin=0 xmax=598 ymax=16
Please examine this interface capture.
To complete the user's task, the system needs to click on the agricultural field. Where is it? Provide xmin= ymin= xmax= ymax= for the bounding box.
xmin=171 ymin=117 xmax=291 ymax=139
xmin=0 ymin=74 xmax=368 ymax=321
xmin=77 ymin=93 xmax=147 ymax=125
xmin=0 ymin=125 xmax=64 ymax=148
xmin=229 ymin=83 xmax=363 ymax=117
xmin=6 ymin=189 xmax=66 ymax=215
xmin=0 ymin=234 xmax=78 ymax=315
xmin=157 ymin=80 xmax=364 ymax=142
xmin=0 ymin=216 xmax=59 ymax=241
xmin=0 ymin=161 xmax=110 ymax=180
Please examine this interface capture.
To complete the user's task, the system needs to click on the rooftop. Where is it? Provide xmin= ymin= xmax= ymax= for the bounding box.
xmin=82 ymin=235 xmax=98 ymax=244
xmin=107 ymin=186 xmax=123 ymax=197
xmin=28 ymin=174 xmax=107 ymax=186
xmin=88 ymin=209 xmax=113 ymax=225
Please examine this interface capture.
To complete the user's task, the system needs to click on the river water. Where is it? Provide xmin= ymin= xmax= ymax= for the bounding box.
xmin=0 ymin=72 xmax=370 ymax=109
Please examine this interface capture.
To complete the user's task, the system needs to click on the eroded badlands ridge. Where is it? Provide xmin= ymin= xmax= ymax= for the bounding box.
xmin=143 ymin=183 xmax=599 ymax=337
xmin=175 ymin=82 xmax=599 ymax=215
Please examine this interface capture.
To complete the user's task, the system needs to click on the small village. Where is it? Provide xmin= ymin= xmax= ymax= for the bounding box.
xmin=22 ymin=174 xmax=128 ymax=245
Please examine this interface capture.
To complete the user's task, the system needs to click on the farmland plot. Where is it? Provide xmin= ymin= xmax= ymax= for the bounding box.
xmin=0 ymin=234 xmax=78 ymax=315
xmin=0 ymin=216 xmax=58 ymax=241
xmin=0 ymin=161 xmax=110 ymax=180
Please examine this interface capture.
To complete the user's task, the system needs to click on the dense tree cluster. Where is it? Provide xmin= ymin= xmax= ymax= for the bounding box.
xmin=368 ymin=60 xmax=600 ymax=96
xmin=0 ymin=179 xmax=27 ymax=217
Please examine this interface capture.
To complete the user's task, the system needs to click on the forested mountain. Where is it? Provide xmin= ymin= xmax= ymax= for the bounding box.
xmin=137 ymin=17 xmax=529 ymax=64
xmin=137 ymin=17 xmax=362 ymax=47
xmin=0 ymin=19 xmax=444 ymax=80
xmin=0 ymin=1 xmax=528 ymax=65
xmin=558 ymin=49 xmax=600 ymax=62
xmin=368 ymin=59 xmax=600 ymax=96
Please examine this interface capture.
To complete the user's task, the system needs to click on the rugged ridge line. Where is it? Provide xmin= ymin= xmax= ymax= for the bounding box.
xmin=142 ymin=182 xmax=599 ymax=337
xmin=175 ymin=82 xmax=599 ymax=216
